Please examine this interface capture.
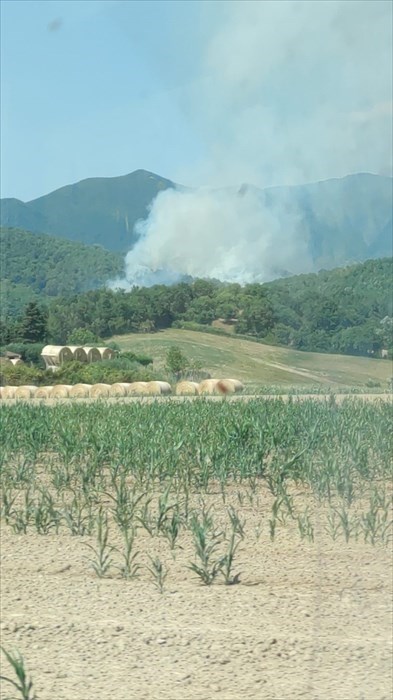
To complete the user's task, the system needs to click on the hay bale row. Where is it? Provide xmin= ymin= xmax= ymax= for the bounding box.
xmin=177 ymin=378 xmax=245 ymax=395
xmin=40 ymin=345 xmax=115 ymax=369
xmin=0 ymin=381 xmax=174 ymax=399
xmin=0 ymin=379 xmax=244 ymax=400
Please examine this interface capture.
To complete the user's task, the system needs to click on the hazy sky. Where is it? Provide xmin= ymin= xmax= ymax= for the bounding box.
xmin=1 ymin=0 xmax=392 ymax=201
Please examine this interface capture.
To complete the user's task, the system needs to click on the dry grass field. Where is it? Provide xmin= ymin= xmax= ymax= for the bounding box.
xmin=112 ymin=328 xmax=392 ymax=389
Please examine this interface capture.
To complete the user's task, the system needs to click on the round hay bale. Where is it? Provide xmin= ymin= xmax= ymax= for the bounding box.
xmin=198 ymin=379 xmax=221 ymax=395
xmin=35 ymin=386 xmax=54 ymax=399
xmin=83 ymin=347 xmax=101 ymax=363
xmin=14 ymin=385 xmax=38 ymax=399
xmin=68 ymin=346 xmax=88 ymax=363
xmin=149 ymin=381 xmax=172 ymax=395
xmin=10 ymin=358 xmax=24 ymax=366
xmin=109 ymin=382 xmax=132 ymax=397
xmin=175 ymin=381 xmax=199 ymax=396
xmin=41 ymin=346 xmax=73 ymax=367
xmin=143 ymin=382 xmax=163 ymax=396
xmin=127 ymin=382 xmax=148 ymax=395
xmin=69 ymin=384 xmax=92 ymax=398
xmin=1 ymin=386 xmax=17 ymax=399
xmin=97 ymin=347 xmax=115 ymax=361
xmin=90 ymin=383 xmax=111 ymax=398
xmin=51 ymin=384 xmax=73 ymax=398
xmin=226 ymin=379 xmax=245 ymax=392
xmin=216 ymin=379 xmax=237 ymax=395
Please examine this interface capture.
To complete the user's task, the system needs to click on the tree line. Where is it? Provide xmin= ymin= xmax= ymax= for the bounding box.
xmin=1 ymin=258 xmax=391 ymax=358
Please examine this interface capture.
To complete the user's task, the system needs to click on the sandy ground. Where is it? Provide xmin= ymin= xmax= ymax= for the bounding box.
xmin=1 ymin=486 xmax=392 ymax=700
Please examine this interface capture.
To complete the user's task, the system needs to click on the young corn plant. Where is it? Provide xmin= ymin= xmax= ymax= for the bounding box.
xmin=10 ymin=490 xmax=35 ymax=535
xmin=155 ymin=488 xmax=176 ymax=534
xmin=361 ymin=494 xmax=393 ymax=545
xmin=136 ymin=497 xmax=155 ymax=536
xmin=269 ymin=496 xmax=286 ymax=541
xmin=325 ymin=509 xmax=341 ymax=541
xmin=114 ymin=528 xmax=140 ymax=580
xmin=297 ymin=508 xmax=314 ymax=542
xmin=220 ymin=525 xmax=243 ymax=585
xmin=61 ymin=494 xmax=95 ymax=536
xmin=0 ymin=646 xmax=36 ymax=700
xmin=147 ymin=556 xmax=167 ymax=593
xmin=1 ymin=488 xmax=18 ymax=525
xmin=33 ymin=489 xmax=61 ymax=535
xmin=161 ymin=509 xmax=182 ymax=553
xmin=333 ymin=503 xmax=356 ymax=543
xmin=188 ymin=511 xmax=225 ymax=586
xmin=83 ymin=509 xmax=114 ymax=577
xmin=227 ymin=506 xmax=246 ymax=539
xmin=107 ymin=483 xmax=146 ymax=533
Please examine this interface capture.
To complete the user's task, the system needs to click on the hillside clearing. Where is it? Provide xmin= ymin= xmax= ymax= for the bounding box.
xmin=112 ymin=329 xmax=392 ymax=388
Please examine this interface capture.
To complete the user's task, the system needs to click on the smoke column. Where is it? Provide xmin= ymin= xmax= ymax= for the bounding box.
xmin=115 ymin=0 xmax=392 ymax=288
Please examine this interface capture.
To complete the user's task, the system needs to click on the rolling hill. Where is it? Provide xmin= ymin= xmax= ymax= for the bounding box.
xmin=0 ymin=227 xmax=123 ymax=316
xmin=111 ymin=328 xmax=392 ymax=389
xmin=1 ymin=170 xmax=391 ymax=269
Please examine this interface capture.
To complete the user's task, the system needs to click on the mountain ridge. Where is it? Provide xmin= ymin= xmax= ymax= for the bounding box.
xmin=1 ymin=170 xmax=392 ymax=269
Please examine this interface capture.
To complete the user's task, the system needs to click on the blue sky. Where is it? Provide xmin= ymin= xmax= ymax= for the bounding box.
xmin=1 ymin=0 xmax=392 ymax=201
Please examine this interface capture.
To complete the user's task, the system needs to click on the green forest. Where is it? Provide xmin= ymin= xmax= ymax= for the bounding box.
xmin=0 ymin=227 xmax=123 ymax=315
xmin=1 ymin=257 xmax=392 ymax=358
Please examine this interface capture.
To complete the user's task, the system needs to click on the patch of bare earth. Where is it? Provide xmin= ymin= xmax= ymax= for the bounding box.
xmin=1 ymin=487 xmax=392 ymax=700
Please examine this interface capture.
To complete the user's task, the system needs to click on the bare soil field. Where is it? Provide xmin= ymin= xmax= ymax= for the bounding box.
xmin=1 ymin=486 xmax=392 ymax=700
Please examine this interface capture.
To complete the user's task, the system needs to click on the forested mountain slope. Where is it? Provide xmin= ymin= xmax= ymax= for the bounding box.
xmin=0 ymin=170 xmax=175 ymax=252
xmin=0 ymin=227 xmax=123 ymax=316
xmin=1 ymin=171 xmax=391 ymax=268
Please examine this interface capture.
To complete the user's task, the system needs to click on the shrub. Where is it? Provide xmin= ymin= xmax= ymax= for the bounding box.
xmin=120 ymin=351 xmax=153 ymax=366
xmin=0 ymin=343 xmax=46 ymax=368
xmin=365 ymin=379 xmax=381 ymax=388
xmin=0 ymin=363 xmax=44 ymax=387
xmin=45 ymin=360 xmax=156 ymax=386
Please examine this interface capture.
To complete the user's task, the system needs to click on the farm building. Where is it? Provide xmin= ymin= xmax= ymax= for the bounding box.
xmin=2 ymin=350 xmax=22 ymax=360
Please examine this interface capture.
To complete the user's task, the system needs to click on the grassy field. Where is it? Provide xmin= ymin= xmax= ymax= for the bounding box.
xmin=112 ymin=328 xmax=392 ymax=389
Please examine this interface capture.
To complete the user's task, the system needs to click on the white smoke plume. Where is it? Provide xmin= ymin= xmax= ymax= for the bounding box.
xmin=118 ymin=186 xmax=311 ymax=287
xmin=116 ymin=0 xmax=392 ymax=288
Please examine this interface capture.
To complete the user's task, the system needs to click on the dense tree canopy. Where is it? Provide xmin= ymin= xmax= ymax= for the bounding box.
xmin=0 ymin=227 xmax=123 ymax=316
xmin=1 ymin=258 xmax=391 ymax=358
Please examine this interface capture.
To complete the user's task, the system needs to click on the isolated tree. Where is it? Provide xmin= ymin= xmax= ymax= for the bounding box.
xmin=165 ymin=345 xmax=189 ymax=376
xmin=21 ymin=302 xmax=47 ymax=343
